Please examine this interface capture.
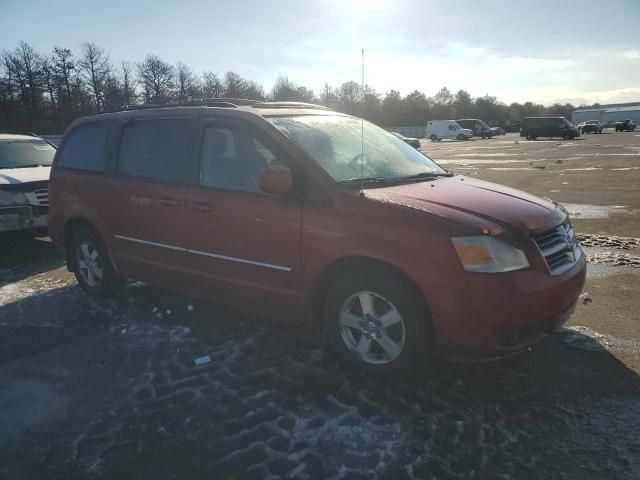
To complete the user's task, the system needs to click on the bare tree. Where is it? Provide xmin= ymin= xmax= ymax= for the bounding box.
xmin=137 ymin=55 xmax=174 ymax=104
xmin=202 ymin=71 xmax=224 ymax=98
xmin=223 ymin=71 xmax=246 ymax=98
xmin=271 ymin=75 xmax=314 ymax=102
xmin=79 ymin=42 xmax=111 ymax=112
xmin=52 ymin=47 xmax=75 ymax=105
xmin=175 ymin=62 xmax=199 ymax=102
xmin=244 ymin=80 xmax=265 ymax=100
xmin=120 ymin=61 xmax=137 ymax=106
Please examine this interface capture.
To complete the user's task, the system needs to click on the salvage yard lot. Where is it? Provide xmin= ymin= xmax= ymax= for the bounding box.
xmin=1 ymin=131 xmax=639 ymax=479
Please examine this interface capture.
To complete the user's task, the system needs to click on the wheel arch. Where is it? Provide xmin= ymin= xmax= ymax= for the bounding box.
xmin=310 ymin=255 xmax=431 ymax=333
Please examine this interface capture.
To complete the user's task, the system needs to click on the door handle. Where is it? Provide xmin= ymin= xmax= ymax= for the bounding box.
xmin=190 ymin=201 xmax=214 ymax=212
xmin=159 ymin=197 xmax=180 ymax=207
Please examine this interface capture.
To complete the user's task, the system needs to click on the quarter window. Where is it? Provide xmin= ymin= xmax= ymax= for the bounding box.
xmin=60 ymin=124 xmax=109 ymax=171
xmin=199 ymin=125 xmax=274 ymax=193
xmin=118 ymin=119 xmax=193 ymax=183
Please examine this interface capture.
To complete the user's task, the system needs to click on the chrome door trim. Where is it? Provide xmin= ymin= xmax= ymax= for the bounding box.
xmin=188 ymin=248 xmax=292 ymax=272
xmin=114 ymin=235 xmax=292 ymax=272
xmin=114 ymin=234 xmax=188 ymax=252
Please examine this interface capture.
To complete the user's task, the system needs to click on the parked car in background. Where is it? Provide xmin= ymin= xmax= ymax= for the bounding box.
xmin=426 ymin=120 xmax=473 ymax=141
xmin=491 ymin=126 xmax=505 ymax=136
xmin=520 ymin=117 xmax=580 ymax=140
xmin=48 ymin=101 xmax=586 ymax=376
xmin=0 ymin=133 xmax=55 ymax=235
xmin=581 ymin=120 xmax=603 ymax=134
xmin=391 ymin=131 xmax=421 ymax=149
xmin=615 ymin=119 xmax=636 ymax=132
xmin=456 ymin=119 xmax=493 ymax=139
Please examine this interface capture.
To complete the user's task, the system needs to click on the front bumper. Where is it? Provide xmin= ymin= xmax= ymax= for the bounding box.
xmin=0 ymin=205 xmax=48 ymax=233
xmin=426 ymin=253 xmax=587 ymax=357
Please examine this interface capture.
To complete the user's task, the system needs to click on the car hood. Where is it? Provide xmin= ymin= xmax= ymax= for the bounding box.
xmin=364 ymin=175 xmax=567 ymax=233
xmin=0 ymin=166 xmax=51 ymax=185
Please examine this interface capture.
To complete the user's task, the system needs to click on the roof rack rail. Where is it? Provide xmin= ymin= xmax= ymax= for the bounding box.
xmin=120 ymin=98 xmax=263 ymax=112
xmin=252 ymin=101 xmax=329 ymax=110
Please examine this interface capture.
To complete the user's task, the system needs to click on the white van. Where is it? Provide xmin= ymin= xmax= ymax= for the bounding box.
xmin=426 ymin=120 xmax=473 ymax=141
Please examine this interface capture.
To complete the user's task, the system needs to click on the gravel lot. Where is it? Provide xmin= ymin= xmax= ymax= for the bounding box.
xmin=1 ymin=130 xmax=639 ymax=479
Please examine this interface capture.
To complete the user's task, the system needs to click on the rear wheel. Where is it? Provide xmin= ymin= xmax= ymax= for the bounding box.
xmin=70 ymin=228 xmax=125 ymax=296
xmin=430 ymin=134 xmax=437 ymax=142
xmin=324 ymin=269 xmax=434 ymax=377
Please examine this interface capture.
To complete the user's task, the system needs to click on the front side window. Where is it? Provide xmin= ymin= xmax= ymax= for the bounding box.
xmin=118 ymin=118 xmax=192 ymax=183
xmin=59 ymin=124 xmax=108 ymax=171
xmin=199 ymin=124 xmax=274 ymax=193
xmin=270 ymin=115 xmax=445 ymax=183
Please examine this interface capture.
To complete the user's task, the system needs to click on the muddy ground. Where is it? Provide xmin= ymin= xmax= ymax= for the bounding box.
xmin=1 ymin=130 xmax=639 ymax=479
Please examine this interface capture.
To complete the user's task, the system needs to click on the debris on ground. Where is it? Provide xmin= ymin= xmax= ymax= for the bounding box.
xmin=579 ymin=292 xmax=593 ymax=305
xmin=193 ymin=355 xmax=212 ymax=366
xmin=556 ymin=159 xmax=563 ymax=164
xmin=120 ymin=328 xmax=127 ymax=335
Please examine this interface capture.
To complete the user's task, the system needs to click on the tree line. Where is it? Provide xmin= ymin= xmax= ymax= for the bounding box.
xmin=1 ymin=41 xmax=593 ymax=134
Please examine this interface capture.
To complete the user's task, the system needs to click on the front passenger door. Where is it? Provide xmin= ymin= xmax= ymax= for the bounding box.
xmin=185 ymin=118 xmax=303 ymax=314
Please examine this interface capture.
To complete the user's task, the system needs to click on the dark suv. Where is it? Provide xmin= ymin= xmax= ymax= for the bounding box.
xmin=615 ymin=119 xmax=636 ymax=132
xmin=456 ymin=119 xmax=493 ymax=139
xmin=48 ymin=101 xmax=586 ymax=376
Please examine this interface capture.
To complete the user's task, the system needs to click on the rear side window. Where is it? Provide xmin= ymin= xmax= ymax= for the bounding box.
xmin=118 ymin=118 xmax=192 ymax=183
xmin=59 ymin=124 xmax=108 ymax=171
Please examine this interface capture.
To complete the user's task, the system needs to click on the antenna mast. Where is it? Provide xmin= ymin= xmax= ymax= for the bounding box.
xmin=360 ymin=48 xmax=365 ymax=196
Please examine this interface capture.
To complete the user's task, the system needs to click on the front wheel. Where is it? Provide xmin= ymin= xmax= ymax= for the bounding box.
xmin=325 ymin=269 xmax=434 ymax=377
xmin=70 ymin=228 xmax=125 ymax=296
xmin=430 ymin=134 xmax=437 ymax=142
xmin=457 ymin=134 xmax=465 ymax=141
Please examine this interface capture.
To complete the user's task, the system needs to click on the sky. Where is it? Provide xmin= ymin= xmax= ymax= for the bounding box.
xmin=2 ymin=0 xmax=639 ymax=106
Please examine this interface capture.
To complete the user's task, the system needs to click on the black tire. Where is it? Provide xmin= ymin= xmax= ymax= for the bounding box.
xmin=525 ymin=134 xmax=532 ymax=140
xmin=324 ymin=268 xmax=434 ymax=378
xmin=430 ymin=134 xmax=437 ymax=142
xmin=69 ymin=227 xmax=125 ymax=296
xmin=457 ymin=134 xmax=465 ymax=141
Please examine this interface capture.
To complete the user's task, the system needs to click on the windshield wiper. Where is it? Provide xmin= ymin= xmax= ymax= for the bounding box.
xmin=391 ymin=171 xmax=455 ymax=182
xmin=338 ymin=176 xmax=394 ymax=185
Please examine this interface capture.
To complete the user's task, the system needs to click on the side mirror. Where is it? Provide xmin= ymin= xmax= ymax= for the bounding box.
xmin=259 ymin=166 xmax=293 ymax=195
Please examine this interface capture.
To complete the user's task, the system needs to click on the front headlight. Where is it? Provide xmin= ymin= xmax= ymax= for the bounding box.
xmin=0 ymin=190 xmax=29 ymax=206
xmin=452 ymin=236 xmax=530 ymax=273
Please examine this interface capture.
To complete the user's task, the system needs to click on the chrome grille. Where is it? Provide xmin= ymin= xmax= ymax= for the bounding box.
xmin=33 ymin=188 xmax=49 ymax=207
xmin=533 ymin=222 xmax=582 ymax=275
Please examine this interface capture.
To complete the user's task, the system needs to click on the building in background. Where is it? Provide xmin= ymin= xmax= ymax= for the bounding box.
xmin=572 ymin=104 xmax=640 ymax=127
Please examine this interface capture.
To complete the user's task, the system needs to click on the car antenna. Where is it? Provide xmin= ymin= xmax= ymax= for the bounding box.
xmin=359 ymin=48 xmax=365 ymax=198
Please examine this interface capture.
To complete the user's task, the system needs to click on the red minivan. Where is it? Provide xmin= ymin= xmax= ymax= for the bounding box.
xmin=48 ymin=101 xmax=586 ymax=375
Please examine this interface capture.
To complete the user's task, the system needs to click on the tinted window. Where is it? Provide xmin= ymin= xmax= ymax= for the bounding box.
xmin=0 ymin=139 xmax=55 ymax=169
xmin=118 ymin=119 xmax=192 ymax=182
xmin=199 ymin=125 xmax=272 ymax=193
xmin=60 ymin=124 xmax=108 ymax=171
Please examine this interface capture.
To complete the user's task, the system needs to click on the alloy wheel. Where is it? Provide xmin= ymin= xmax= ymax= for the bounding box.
xmin=76 ymin=242 xmax=103 ymax=287
xmin=338 ymin=291 xmax=406 ymax=365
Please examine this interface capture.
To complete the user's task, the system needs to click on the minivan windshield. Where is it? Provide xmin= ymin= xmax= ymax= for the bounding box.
xmin=270 ymin=115 xmax=446 ymax=184
xmin=0 ymin=139 xmax=56 ymax=169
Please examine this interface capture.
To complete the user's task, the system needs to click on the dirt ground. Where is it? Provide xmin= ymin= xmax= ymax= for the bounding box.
xmin=1 ymin=130 xmax=639 ymax=479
